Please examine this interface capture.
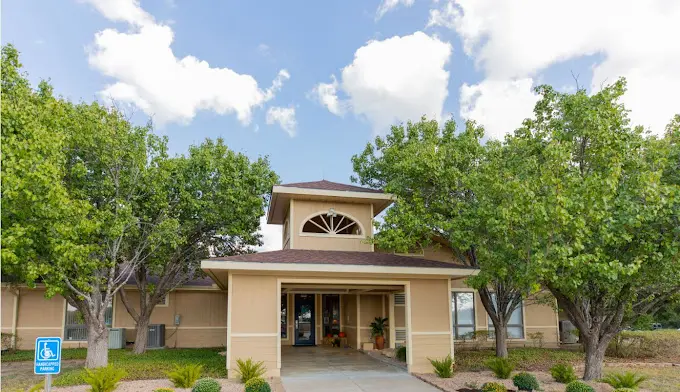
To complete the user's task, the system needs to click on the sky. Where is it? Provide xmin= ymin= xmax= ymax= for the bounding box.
xmin=3 ymin=0 xmax=679 ymax=250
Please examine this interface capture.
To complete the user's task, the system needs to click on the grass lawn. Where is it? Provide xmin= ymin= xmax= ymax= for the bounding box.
xmin=1 ymin=347 xmax=227 ymax=391
xmin=455 ymin=347 xmax=585 ymax=371
xmin=605 ymin=366 xmax=680 ymax=392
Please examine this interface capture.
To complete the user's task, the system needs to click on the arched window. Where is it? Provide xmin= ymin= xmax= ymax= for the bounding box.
xmin=301 ymin=209 xmax=363 ymax=236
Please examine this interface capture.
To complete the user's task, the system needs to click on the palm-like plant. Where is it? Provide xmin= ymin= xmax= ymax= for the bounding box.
xmin=369 ymin=317 xmax=388 ymax=349
xmin=601 ymin=371 xmax=648 ymax=389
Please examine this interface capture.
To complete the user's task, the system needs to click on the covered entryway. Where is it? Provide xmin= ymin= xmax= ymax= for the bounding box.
xmin=280 ymin=346 xmax=439 ymax=392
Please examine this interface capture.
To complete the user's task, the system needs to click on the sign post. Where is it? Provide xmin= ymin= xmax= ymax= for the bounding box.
xmin=34 ymin=337 xmax=62 ymax=392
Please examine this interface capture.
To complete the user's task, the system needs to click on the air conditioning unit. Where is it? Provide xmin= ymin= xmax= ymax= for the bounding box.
xmin=559 ymin=320 xmax=578 ymax=344
xmin=147 ymin=324 xmax=166 ymax=348
xmin=108 ymin=328 xmax=126 ymax=349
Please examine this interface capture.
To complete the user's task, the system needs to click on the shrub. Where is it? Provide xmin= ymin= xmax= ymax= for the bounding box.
xmin=396 ymin=346 xmax=407 ymax=362
xmin=528 ymin=332 xmax=544 ymax=348
xmin=167 ymin=363 xmax=203 ymax=388
xmin=244 ymin=377 xmax=272 ymax=392
xmin=486 ymin=357 xmax=514 ymax=379
xmin=601 ymin=371 xmax=648 ymax=389
xmin=512 ymin=372 xmax=540 ymax=391
xmin=28 ymin=381 xmax=45 ymax=392
xmin=550 ymin=362 xmax=577 ymax=383
xmin=607 ymin=330 xmax=680 ymax=358
xmin=191 ymin=378 xmax=221 ymax=392
xmin=235 ymin=358 xmax=267 ymax=384
xmin=428 ymin=354 xmax=454 ymax=378
xmin=154 ymin=389 xmax=175 ymax=392
xmin=565 ymin=380 xmax=595 ymax=392
xmin=82 ymin=366 xmax=127 ymax=392
xmin=481 ymin=382 xmax=507 ymax=392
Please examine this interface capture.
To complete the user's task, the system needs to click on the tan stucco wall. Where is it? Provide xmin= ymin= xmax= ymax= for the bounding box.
xmin=0 ymin=288 xmax=65 ymax=349
xmin=341 ymin=294 xmax=358 ymax=348
xmin=1 ymin=286 xmax=227 ymax=350
xmin=358 ymin=295 xmax=385 ymax=345
xmin=291 ymin=200 xmax=373 ymax=252
xmin=114 ymin=289 xmax=227 ymax=348
xmin=228 ymin=274 xmax=279 ymax=378
xmin=409 ymin=279 xmax=453 ymax=373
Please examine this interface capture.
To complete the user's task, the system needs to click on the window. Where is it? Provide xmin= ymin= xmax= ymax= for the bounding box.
xmin=301 ymin=209 xmax=363 ymax=236
xmin=64 ymin=302 xmax=113 ymax=341
xmin=281 ymin=294 xmax=288 ymax=339
xmin=451 ymin=292 xmax=475 ymax=339
xmin=157 ymin=294 xmax=169 ymax=307
xmin=487 ymin=294 xmax=524 ymax=339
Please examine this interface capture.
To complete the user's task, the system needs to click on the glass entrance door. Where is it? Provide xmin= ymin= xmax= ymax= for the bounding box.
xmin=294 ymin=294 xmax=315 ymax=345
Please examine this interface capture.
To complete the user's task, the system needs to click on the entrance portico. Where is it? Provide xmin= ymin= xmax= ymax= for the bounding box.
xmin=202 ymin=256 xmax=477 ymax=378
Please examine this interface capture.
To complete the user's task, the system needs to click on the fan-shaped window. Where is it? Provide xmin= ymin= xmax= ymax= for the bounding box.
xmin=301 ymin=209 xmax=363 ymax=236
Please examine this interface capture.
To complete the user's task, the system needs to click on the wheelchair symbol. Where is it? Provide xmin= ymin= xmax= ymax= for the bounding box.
xmin=39 ymin=342 xmax=57 ymax=360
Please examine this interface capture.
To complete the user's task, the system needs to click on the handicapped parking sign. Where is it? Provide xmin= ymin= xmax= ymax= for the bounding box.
xmin=34 ymin=337 xmax=61 ymax=375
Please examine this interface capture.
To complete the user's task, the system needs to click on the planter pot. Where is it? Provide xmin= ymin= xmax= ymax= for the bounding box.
xmin=375 ymin=335 xmax=385 ymax=350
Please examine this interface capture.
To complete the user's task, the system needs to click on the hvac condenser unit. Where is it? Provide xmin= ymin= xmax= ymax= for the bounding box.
xmin=147 ymin=324 xmax=166 ymax=348
xmin=108 ymin=328 xmax=126 ymax=349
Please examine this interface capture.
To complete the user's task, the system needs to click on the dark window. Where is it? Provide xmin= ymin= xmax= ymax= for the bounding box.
xmin=281 ymin=294 xmax=288 ymax=339
xmin=302 ymin=212 xmax=362 ymax=235
xmin=452 ymin=292 xmax=475 ymax=339
xmin=487 ymin=293 xmax=524 ymax=339
xmin=64 ymin=302 xmax=112 ymax=341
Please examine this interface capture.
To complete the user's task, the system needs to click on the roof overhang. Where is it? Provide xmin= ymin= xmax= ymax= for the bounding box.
xmin=202 ymin=259 xmax=478 ymax=289
xmin=267 ymin=185 xmax=394 ymax=224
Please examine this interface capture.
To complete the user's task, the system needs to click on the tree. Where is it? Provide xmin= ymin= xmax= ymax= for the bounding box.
xmin=118 ymin=139 xmax=278 ymax=354
xmin=509 ymin=80 xmax=680 ymax=379
xmin=2 ymin=44 xmax=168 ymax=367
xmin=351 ymin=118 xmax=542 ymax=357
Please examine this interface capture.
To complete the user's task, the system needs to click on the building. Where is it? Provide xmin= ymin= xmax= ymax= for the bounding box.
xmin=1 ymin=180 xmax=560 ymax=377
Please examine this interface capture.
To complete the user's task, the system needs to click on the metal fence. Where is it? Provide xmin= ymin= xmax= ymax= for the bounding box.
xmin=64 ymin=305 xmax=113 ymax=341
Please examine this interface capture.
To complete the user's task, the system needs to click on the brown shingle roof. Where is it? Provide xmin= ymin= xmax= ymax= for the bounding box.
xmin=208 ymin=249 xmax=475 ymax=269
xmin=278 ymin=180 xmax=383 ymax=194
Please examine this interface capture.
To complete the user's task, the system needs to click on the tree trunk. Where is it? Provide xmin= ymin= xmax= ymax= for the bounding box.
xmin=85 ymin=322 xmax=109 ymax=368
xmin=583 ymin=336 xmax=607 ymax=380
xmin=494 ymin=322 xmax=509 ymax=358
xmin=133 ymin=317 xmax=150 ymax=354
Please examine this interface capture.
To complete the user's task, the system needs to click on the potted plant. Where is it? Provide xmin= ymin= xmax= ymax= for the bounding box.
xmin=369 ymin=317 xmax=388 ymax=350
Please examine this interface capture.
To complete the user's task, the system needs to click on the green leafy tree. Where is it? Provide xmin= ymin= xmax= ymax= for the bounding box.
xmin=118 ymin=138 xmax=278 ymax=353
xmin=352 ymin=118 xmax=541 ymax=357
xmin=508 ymin=80 xmax=680 ymax=379
xmin=3 ymin=44 xmax=167 ymax=367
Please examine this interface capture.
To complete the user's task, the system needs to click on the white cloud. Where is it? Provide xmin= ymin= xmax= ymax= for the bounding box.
xmin=255 ymin=216 xmax=282 ymax=252
xmin=376 ymin=0 xmax=415 ymax=20
xmin=429 ymin=0 xmax=680 ymax=135
xmin=460 ymin=79 xmax=539 ymax=140
xmin=312 ymin=32 xmax=452 ymax=133
xmin=266 ymin=106 xmax=297 ymax=137
xmin=84 ymin=0 xmax=290 ymax=126
xmin=309 ymin=75 xmax=345 ymax=116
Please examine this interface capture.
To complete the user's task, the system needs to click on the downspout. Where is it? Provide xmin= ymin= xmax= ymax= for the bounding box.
xmin=12 ymin=288 xmax=20 ymax=348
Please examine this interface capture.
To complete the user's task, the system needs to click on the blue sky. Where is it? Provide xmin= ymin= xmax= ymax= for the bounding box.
xmin=4 ymin=0 xmax=678 ymax=249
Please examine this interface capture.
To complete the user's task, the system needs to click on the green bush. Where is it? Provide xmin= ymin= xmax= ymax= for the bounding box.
xmin=396 ymin=346 xmax=407 ymax=362
xmin=512 ymin=372 xmax=540 ymax=391
xmin=428 ymin=354 xmax=454 ymax=378
xmin=607 ymin=330 xmax=680 ymax=358
xmin=82 ymin=366 xmax=127 ymax=392
xmin=167 ymin=363 xmax=203 ymax=388
xmin=153 ymin=389 xmax=174 ymax=392
xmin=565 ymin=380 xmax=595 ymax=392
xmin=601 ymin=371 xmax=648 ymax=389
xmin=244 ymin=377 xmax=272 ymax=392
xmin=235 ymin=358 xmax=267 ymax=384
xmin=191 ymin=378 xmax=221 ymax=392
xmin=480 ymin=381 xmax=507 ymax=392
xmin=486 ymin=357 xmax=514 ymax=379
xmin=549 ymin=362 xmax=577 ymax=383
xmin=612 ymin=389 xmax=636 ymax=392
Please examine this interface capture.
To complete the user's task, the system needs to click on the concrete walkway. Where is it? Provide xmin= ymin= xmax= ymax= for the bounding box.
xmin=280 ymin=346 xmax=439 ymax=392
